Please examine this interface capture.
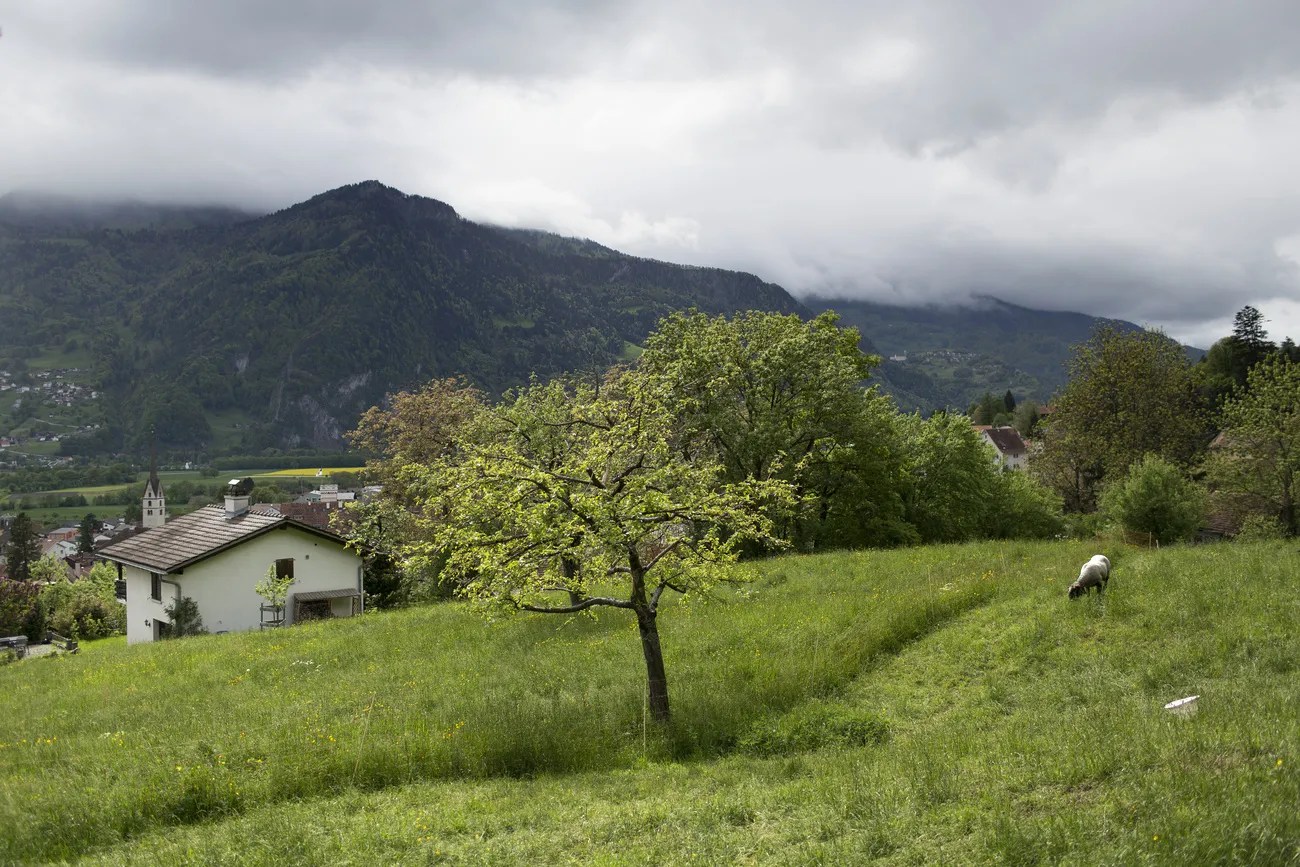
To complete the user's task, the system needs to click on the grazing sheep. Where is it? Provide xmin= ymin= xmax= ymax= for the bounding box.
xmin=1068 ymin=554 xmax=1111 ymax=599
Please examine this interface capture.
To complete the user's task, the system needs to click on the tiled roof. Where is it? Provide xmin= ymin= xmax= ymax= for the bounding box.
xmin=265 ymin=502 xmax=353 ymax=532
xmin=98 ymin=505 xmax=343 ymax=573
xmin=294 ymin=588 xmax=360 ymax=602
xmin=982 ymin=426 xmax=1027 ymax=455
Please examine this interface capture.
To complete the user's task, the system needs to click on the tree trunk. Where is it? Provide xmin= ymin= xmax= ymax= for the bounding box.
xmin=636 ymin=606 xmax=671 ymax=723
xmin=561 ymin=555 xmax=586 ymax=607
xmin=629 ymin=558 xmax=670 ymax=722
xmin=1280 ymin=465 xmax=1296 ymax=537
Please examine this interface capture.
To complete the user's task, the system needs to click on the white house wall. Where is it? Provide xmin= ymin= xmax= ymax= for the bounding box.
xmin=124 ymin=526 xmax=362 ymax=644
xmin=124 ymin=564 xmax=170 ymax=644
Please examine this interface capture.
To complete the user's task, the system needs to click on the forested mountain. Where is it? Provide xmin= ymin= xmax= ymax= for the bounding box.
xmin=804 ymin=295 xmax=1202 ymax=412
xmin=0 ymin=180 xmax=1196 ymax=457
xmin=0 ymin=181 xmax=804 ymax=453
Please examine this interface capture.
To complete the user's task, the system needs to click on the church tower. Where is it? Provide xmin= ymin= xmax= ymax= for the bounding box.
xmin=142 ymin=430 xmax=166 ymax=529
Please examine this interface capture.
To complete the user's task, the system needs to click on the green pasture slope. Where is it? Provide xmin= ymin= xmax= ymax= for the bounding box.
xmin=1 ymin=541 xmax=1296 ymax=864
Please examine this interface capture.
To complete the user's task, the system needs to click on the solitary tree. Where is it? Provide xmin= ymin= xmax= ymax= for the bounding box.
xmin=1034 ymin=325 xmax=1207 ymax=512
xmin=4 ymin=514 xmax=41 ymax=582
xmin=1232 ymin=305 xmax=1271 ymax=354
xmin=1202 ymin=306 xmax=1280 ymax=398
xmin=392 ymin=369 xmax=792 ymax=722
xmin=349 ymin=377 xmax=484 ymax=508
xmin=255 ymin=563 xmax=297 ymax=622
xmin=77 ymin=514 xmax=96 ymax=555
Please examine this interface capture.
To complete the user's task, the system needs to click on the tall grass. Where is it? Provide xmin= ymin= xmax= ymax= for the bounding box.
xmin=0 ymin=542 xmax=1002 ymax=861
xmin=3 ymin=540 xmax=1297 ymax=864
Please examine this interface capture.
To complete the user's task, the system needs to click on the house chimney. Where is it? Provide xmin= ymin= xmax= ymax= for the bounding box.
xmin=224 ymin=478 xmax=254 ymax=518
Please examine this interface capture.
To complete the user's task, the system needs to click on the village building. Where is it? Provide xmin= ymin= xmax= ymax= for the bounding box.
xmin=976 ymin=425 xmax=1029 ymax=470
xmin=142 ymin=443 xmax=167 ymax=529
xmin=98 ymin=479 xmax=364 ymax=644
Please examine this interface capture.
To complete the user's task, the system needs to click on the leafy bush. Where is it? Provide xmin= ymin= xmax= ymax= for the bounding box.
xmin=0 ymin=579 xmax=46 ymax=642
xmin=1099 ymin=454 xmax=1206 ymax=545
xmin=41 ymin=562 xmax=126 ymax=641
xmin=160 ymin=597 xmax=206 ymax=639
xmin=1235 ymin=514 xmax=1287 ymax=542
xmin=51 ymin=594 xmax=124 ymax=641
xmin=982 ymin=470 xmax=1065 ymax=540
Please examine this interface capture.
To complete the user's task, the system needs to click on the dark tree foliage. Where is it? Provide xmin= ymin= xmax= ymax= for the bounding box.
xmin=1232 ymin=305 xmax=1271 ymax=351
xmin=160 ymin=596 xmax=207 ymax=638
xmin=0 ymin=579 xmax=46 ymax=642
xmin=4 ymin=514 xmax=41 ymax=582
xmin=1034 ymin=325 xmax=1208 ymax=512
xmin=77 ymin=515 xmax=97 ymax=554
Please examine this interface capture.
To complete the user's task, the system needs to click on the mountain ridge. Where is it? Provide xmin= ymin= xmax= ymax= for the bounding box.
xmin=0 ymin=182 xmax=805 ymax=454
xmin=0 ymin=181 xmax=1204 ymax=455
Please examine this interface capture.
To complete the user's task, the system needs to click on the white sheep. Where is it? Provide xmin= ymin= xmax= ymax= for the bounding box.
xmin=1068 ymin=554 xmax=1110 ymax=599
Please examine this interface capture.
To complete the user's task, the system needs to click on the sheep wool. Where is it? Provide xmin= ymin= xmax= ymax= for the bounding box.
xmin=1068 ymin=554 xmax=1110 ymax=599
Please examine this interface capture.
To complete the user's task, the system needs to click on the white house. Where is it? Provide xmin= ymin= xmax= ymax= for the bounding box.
xmin=99 ymin=481 xmax=364 ymax=644
xmin=978 ymin=426 xmax=1029 ymax=470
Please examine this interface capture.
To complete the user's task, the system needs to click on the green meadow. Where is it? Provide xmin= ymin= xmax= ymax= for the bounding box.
xmin=1 ymin=540 xmax=1296 ymax=864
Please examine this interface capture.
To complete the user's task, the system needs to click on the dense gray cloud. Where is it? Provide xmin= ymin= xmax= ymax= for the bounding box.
xmin=2 ymin=0 xmax=1300 ymax=346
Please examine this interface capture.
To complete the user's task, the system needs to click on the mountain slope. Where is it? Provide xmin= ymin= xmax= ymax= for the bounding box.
xmin=0 ymin=182 xmax=804 ymax=451
xmin=805 ymin=294 xmax=1198 ymax=411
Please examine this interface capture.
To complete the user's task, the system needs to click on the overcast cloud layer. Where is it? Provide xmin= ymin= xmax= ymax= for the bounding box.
xmin=4 ymin=0 xmax=1300 ymax=346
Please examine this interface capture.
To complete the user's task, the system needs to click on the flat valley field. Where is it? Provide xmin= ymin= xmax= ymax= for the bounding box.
xmin=0 ymin=540 xmax=1295 ymax=864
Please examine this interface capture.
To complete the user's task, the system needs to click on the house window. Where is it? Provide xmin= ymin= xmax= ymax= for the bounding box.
xmin=150 ymin=572 xmax=162 ymax=601
xmin=275 ymin=558 xmax=294 ymax=581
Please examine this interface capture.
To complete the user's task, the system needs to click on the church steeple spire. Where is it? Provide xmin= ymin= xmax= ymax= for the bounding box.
xmin=142 ymin=426 xmax=167 ymax=529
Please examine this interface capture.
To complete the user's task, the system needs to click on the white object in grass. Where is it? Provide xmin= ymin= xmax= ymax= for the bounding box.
xmin=1163 ymin=695 xmax=1200 ymax=717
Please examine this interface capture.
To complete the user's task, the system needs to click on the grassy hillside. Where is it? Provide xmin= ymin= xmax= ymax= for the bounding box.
xmin=2 ymin=541 xmax=1296 ymax=864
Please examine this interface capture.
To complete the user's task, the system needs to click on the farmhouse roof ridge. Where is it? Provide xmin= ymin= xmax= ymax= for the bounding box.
xmin=98 ymin=504 xmax=345 ymax=573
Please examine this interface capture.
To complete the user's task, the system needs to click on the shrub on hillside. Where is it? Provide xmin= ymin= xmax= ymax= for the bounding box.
xmin=160 ymin=596 xmax=206 ymax=639
xmin=41 ymin=562 xmax=126 ymax=641
xmin=982 ymin=470 xmax=1065 ymax=540
xmin=48 ymin=592 xmax=124 ymax=641
xmin=1235 ymin=514 xmax=1287 ymax=542
xmin=0 ymin=579 xmax=47 ymax=642
xmin=1100 ymin=454 xmax=1206 ymax=544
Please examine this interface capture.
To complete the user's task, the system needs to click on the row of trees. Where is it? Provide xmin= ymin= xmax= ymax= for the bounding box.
xmin=350 ymin=311 xmax=1067 ymax=721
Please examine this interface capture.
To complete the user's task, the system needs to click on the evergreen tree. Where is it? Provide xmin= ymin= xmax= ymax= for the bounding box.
xmin=77 ymin=514 xmax=96 ymax=555
xmin=4 ymin=514 xmax=41 ymax=582
xmin=1232 ymin=305 xmax=1271 ymax=352
xmin=1003 ymin=390 xmax=1016 ymax=413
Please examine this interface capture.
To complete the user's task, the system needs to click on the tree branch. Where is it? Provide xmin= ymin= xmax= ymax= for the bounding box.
xmin=642 ymin=538 xmax=682 ymax=573
xmin=518 ymin=596 xmax=633 ymax=614
xmin=648 ymin=577 xmax=687 ymax=611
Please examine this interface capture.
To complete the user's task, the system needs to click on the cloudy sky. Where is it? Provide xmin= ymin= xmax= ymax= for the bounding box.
xmin=4 ymin=1 xmax=1300 ymax=346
